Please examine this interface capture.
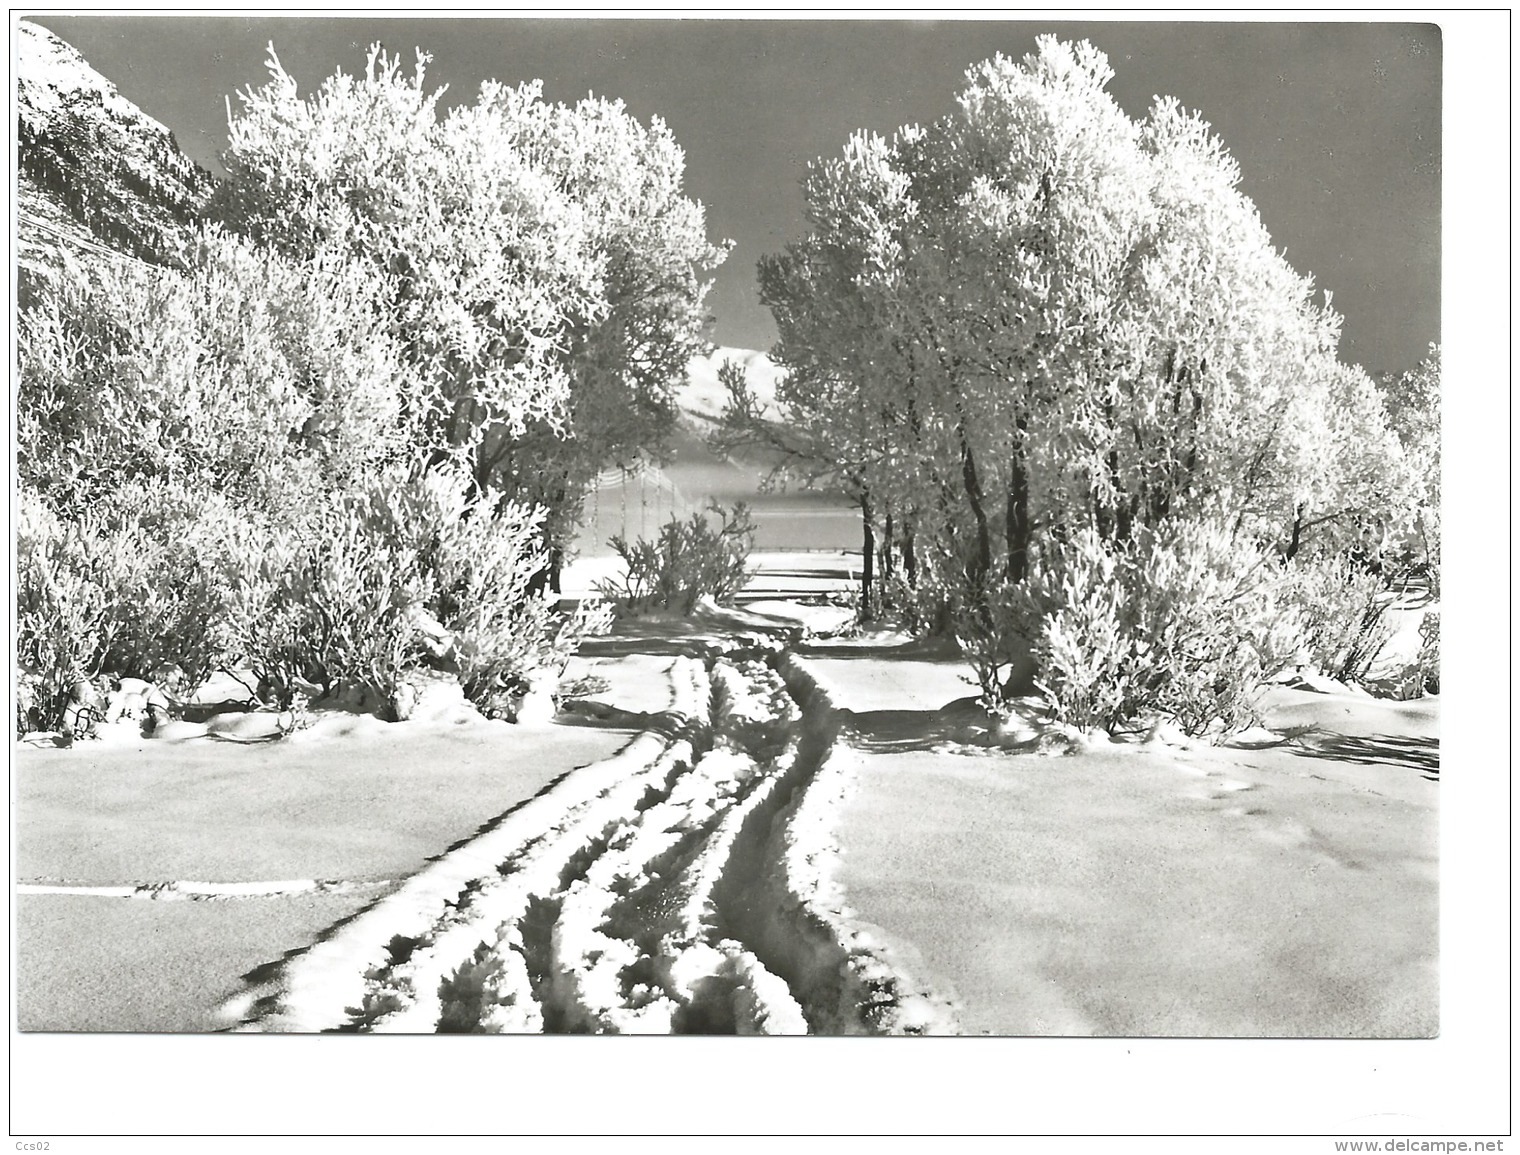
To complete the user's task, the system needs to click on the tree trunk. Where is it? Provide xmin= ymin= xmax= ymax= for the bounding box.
xmin=860 ymin=491 xmax=875 ymax=622
xmin=1284 ymin=504 xmax=1305 ymax=562
xmin=526 ymin=553 xmax=552 ymax=598
xmin=528 ymin=476 xmax=570 ymax=599
xmin=1114 ymin=469 xmax=1134 ymax=542
xmin=1093 ymin=481 xmax=1113 ymax=541
xmin=958 ymin=422 xmax=993 ymax=590
xmin=1006 ymin=423 xmax=1031 ymax=582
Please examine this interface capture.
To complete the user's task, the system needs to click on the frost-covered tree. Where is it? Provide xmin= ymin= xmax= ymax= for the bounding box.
xmin=213 ymin=44 xmax=726 ymax=581
xmin=766 ymin=38 xmax=1412 ymax=595
xmin=1378 ymin=343 xmax=1441 ymax=583
xmin=760 ymin=37 xmax=1420 ymax=723
xmin=746 ymin=130 xmax=951 ymax=617
xmin=17 ymin=228 xmax=408 ymax=520
xmin=478 ymin=91 xmax=730 ymax=583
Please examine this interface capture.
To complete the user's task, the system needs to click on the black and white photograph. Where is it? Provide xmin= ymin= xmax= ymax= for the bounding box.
xmin=7 ymin=8 xmax=1506 ymax=1144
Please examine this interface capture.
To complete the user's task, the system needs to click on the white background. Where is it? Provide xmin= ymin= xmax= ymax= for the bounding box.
xmin=7 ymin=7 xmax=1511 ymax=1149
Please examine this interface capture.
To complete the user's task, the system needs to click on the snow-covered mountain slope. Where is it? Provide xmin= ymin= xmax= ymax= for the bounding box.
xmin=15 ymin=20 xmax=214 ymax=280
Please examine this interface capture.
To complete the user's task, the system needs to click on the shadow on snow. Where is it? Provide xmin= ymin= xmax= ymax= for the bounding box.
xmin=1290 ymin=733 xmax=1440 ymax=781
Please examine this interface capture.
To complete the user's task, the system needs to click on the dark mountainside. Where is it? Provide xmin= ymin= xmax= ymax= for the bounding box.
xmin=15 ymin=21 xmax=215 ymax=297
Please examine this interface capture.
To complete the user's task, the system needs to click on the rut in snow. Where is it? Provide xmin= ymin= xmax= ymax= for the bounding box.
xmin=342 ymin=648 xmax=810 ymax=1035
xmin=218 ymin=629 xmax=956 ymax=1034
xmin=706 ymin=650 xmax=961 ymax=1035
xmin=215 ymin=655 xmax=710 ymax=1032
xmin=353 ymin=668 xmax=708 ymax=1034
xmin=539 ymin=651 xmax=808 ymax=1034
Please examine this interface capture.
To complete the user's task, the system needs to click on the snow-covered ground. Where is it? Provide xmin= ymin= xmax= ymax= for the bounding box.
xmin=14 ymin=548 xmax=1440 ymax=1036
xmin=814 ymin=662 xmax=1437 ymax=1036
xmin=781 ymin=631 xmax=1438 ymax=1036
xmin=13 ymin=675 xmax=642 ymax=1031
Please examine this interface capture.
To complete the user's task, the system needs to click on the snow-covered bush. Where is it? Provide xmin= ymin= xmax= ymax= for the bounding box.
xmin=14 ymin=230 xmax=417 ymax=725
xmin=602 ymin=502 xmax=757 ymax=615
xmin=429 ymin=473 xmax=612 ymax=716
xmin=95 ymin=481 xmax=253 ymax=689
xmin=219 ymin=465 xmax=613 ymax=719
xmin=951 ymin=575 xmax=1040 ymax=719
xmin=221 ymin=520 xmax=310 ymax=711
xmin=14 ymin=479 xmax=257 ymax=730
xmin=1023 ymin=518 xmax=1301 ymax=738
xmin=1280 ymin=554 xmax=1394 ymax=685
xmin=225 ymin=466 xmax=446 ymax=716
xmin=16 ymin=232 xmax=406 ymax=524
xmin=1415 ymin=612 xmax=1440 ymax=695
xmin=1019 ymin=541 xmax=1132 ymax=731
xmin=15 ymin=487 xmax=112 ymax=733
xmin=288 ymin=474 xmax=436 ymax=714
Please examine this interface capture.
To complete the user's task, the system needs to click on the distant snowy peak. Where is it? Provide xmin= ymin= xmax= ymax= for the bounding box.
xmin=679 ymin=346 xmax=786 ymax=426
xmin=16 ymin=20 xmax=214 ymax=271
xmin=704 ymin=346 xmax=780 ymax=375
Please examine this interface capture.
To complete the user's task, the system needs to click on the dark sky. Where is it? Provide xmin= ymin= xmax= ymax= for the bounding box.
xmin=26 ymin=15 xmax=1441 ymax=377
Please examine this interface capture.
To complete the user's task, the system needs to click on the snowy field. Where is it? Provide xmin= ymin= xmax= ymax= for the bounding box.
xmin=14 ymin=681 xmax=640 ymax=1031
xmin=802 ymin=651 xmax=1438 ymax=1036
xmin=13 ymin=566 xmax=1438 ymax=1036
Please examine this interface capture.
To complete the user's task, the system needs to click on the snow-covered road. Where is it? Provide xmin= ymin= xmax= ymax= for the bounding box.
xmin=215 ymin=624 xmax=960 ymax=1034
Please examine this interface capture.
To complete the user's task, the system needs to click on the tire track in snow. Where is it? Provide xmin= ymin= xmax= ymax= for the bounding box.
xmin=541 ymin=655 xmax=808 ymax=1034
xmin=363 ymin=728 xmax=700 ymax=1033
xmin=717 ymin=651 xmax=961 ymax=1035
xmin=216 ymin=630 xmax=956 ymax=1034
xmin=341 ymin=650 xmax=809 ymax=1034
xmin=217 ymin=656 xmax=710 ymax=1032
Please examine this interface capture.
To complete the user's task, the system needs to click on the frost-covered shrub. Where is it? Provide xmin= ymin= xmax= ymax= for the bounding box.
xmin=880 ymin=567 xmax=957 ymax=639
xmin=1019 ymin=544 xmax=1132 ymax=731
xmin=429 ymin=473 xmax=612 ymax=715
xmin=16 ymin=487 xmax=112 ymax=732
xmin=1022 ymin=518 xmax=1301 ymax=738
xmin=282 ymin=467 xmax=443 ymax=712
xmin=222 ymin=520 xmax=311 ymax=710
xmin=16 ymin=230 xmax=409 ymax=524
xmin=528 ymin=600 xmax=617 ymax=708
xmin=1124 ymin=519 xmax=1302 ymax=736
xmin=1415 ymin=612 xmax=1440 ymax=695
xmin=1281 ymin=554 xmax=1394 ymax=684
xmin=951 ymin=575 xmax=1041 ymax=718
xmin=221 ymin=465 xmax=612 ymax=719
xmin=16 ymin=258 xmax=176 ymax=517
xmin=106 ymin=481 xmax=268 ymax=688
xmin=602 ymin=502 xmax=756 ymax=614
xmin=14 ymin=481 xmax=255 ymax=731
